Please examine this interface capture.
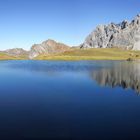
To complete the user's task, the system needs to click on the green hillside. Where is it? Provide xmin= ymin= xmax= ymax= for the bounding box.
xmin=35 ymin=48 xmax=140 ymax=61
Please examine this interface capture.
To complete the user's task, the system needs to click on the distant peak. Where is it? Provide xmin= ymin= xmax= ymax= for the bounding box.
xmin=29 ymin=39 xmax=70 ymax=59
xmin=46 ymin=39 xmax=56 ymax=42
xmin=42 ymin=39 xmax=57 ymax=45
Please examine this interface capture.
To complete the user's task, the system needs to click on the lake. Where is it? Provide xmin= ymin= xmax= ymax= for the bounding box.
xmin=0 ymin=60 xmax=140 ymax=140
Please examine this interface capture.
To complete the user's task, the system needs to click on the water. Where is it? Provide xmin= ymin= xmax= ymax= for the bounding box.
xmin=0 ymin=60 xmax=140 ymax=140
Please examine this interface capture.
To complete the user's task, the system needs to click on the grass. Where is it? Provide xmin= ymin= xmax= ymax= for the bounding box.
xmin=1 ymin=48 xmax=140 ymax=61
xmin=0 ymin=53 xmax=28 ymax=60
xmin=35 ymin=48 xmax=140 ymax=61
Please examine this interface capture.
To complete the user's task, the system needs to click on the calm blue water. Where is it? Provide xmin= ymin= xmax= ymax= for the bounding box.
xmin=0 ymin=60 xmax=140 ymax=140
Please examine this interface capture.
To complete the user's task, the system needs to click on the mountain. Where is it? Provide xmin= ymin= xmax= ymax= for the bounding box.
xmin=29 ymin=39 xmax=70 ymax=59
xmin=81 ymin=14 xmax=140 ymax=50
xmin=1 ymin=13 xmax=140 ymax=60
xmin=3 ymin=48 xmax=29 ymax=57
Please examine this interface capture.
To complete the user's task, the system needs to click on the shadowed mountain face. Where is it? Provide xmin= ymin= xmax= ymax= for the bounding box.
xmin=91 ymin=62 xmax=140 ymax=94
xmin=81 ymin=14 xmax=140 ymax=50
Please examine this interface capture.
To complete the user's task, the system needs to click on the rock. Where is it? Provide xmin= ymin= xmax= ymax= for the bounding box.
xmin=3 ymin=48 xmax=29 ymax=57
xmin=81 ymin=14 xmax=140 ymax=50
xmin=126 ymin=58 xmax=134 ymax=61
xmin=29 ymin=39 xmax=70 ymax=59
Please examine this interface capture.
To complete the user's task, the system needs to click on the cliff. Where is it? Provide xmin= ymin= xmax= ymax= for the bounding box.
xmin=81 ymin=14 xmax=140 ymax=50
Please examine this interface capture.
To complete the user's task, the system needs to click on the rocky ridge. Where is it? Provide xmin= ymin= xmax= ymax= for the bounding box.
xmin=3 ymin=48 xmax=29 ymax=57
xmin=1 ymin=40 xmax=70 ymax=59
xmin=81 ymin=14 xmax=140 ymax=50
xmin=29 ymin=39 xmax=70 ymax=59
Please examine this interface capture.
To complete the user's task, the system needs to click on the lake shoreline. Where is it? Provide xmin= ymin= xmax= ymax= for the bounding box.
xmin=1 ymin=48 xmax=140 ymax=61
xmin=0 ymin=58 xmax=140 ymax=62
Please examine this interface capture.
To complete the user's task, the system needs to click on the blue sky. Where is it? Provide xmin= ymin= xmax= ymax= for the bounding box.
xmin=0 ymin=0 xmax=140 ymax=50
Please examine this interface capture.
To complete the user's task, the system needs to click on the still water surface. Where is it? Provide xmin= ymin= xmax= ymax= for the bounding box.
xmin=0 ymin=60 xmax=140 ymax=140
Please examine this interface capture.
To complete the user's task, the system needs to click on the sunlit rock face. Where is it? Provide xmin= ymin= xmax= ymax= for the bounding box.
xmin=91 ymin=62 xmax=140 ymax=94
xmin=29 ymin=39 xmax=70 ymax=59
xmin=81 ymin=14 xmax=140 ymax=50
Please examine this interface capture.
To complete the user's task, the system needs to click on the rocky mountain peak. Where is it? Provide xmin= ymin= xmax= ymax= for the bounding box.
xmin=81 ymin=14 xmax=140 ymax=50
xmin=44 ymin=39 xmax=56 ymax=44
xmin=29 ymin=39 xmax=70 ymax=59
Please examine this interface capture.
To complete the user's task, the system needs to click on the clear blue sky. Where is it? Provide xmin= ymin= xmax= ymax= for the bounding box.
xmin=0 ymin=0 xmax=140 ymax=50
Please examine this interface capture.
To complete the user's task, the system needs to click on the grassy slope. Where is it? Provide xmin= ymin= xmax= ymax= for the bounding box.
xmin=35 ymin=48 xmax=140 ymax=61
xmin=1 ymin=48 xmax=140 ymax=61
xmin=0 ymin=53 xmax=27 ymax=60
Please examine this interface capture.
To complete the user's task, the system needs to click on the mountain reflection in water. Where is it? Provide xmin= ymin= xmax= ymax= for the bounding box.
xmin=91 ymin=61 xmax=140 ymax=94
xmin=2 ymin=60 xmax=140 ymax=94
